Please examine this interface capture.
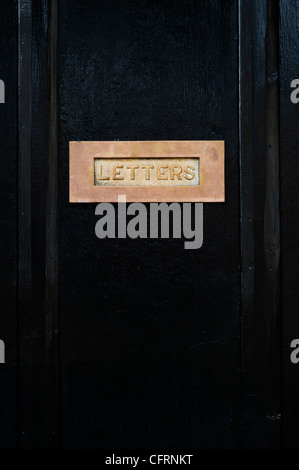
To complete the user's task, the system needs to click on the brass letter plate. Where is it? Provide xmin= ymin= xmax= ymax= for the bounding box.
xmin=70 ymin=141 xmax=225 ymax=202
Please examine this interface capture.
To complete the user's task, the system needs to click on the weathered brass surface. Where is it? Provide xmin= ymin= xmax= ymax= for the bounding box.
xmin=94 ymin=158 xmax=199 ymax=187
xmin=69 ymin=141 xmax=225 ymax=202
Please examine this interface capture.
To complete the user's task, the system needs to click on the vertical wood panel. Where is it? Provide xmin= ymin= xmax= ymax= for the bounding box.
xmin=12 ymin=0 xmax=287 ymax=448
xmin=59 ymin=0 xmax=240 ymax=449
xmin=280 ymin=0 xmax=299 ymax=449
xmin=0 ymin=0 xmax=18 ymax=449
xmin=44 ymin=0 xmax=60 ymax=447
xmin=18 ymin=0 xmax=33 ymax=447
xmin=18 ymin=0 xmax=60 ymax=448
xmin=239 ymin=0 xmax=260 ymax=448
xmin=264 ymin=0 xmax=281 ymax=448
xmin=239 ymin=0 xmax=281 ymax=448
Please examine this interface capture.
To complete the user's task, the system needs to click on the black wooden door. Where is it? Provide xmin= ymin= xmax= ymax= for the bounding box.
xmin=0 ymin=0 xmax=298 ymax=449
xmin=59 ymin=0 xmax=240 ymax=450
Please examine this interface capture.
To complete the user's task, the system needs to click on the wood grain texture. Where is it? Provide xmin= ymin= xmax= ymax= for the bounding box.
xmin=18 ymin=0 xmax=33 ymax=448
xmin=263 ymin=0 xmax=281 ymax=448
xmin=18 ymin=0 xmax=60 ymax=448
xmin=0 ymin=0 xmax=18 ymax=449
xmin=239 ymin=0 xmax=264 ymax=449
xmin=44 ymin=0 xmax=60 ymax=447
xmin=239 ymin=0 xmax=281 ymax=449
xmin=280 ymin=0 xmax=299 ymax=450
xmin=2 ymin=0 xmax=292 ymax=449
xmin=59 ymin=0 xmax=240 ymax=449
